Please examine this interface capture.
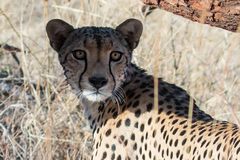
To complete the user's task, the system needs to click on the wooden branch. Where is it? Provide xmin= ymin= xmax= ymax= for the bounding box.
xmin=141 ymin=0 xmax=240 ymax=32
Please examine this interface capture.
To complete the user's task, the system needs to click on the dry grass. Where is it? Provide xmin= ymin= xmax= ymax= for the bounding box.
xmin=0 ymin=0 xmax=239 ymax=159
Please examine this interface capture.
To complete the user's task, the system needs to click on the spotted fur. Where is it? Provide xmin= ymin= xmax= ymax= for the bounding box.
xmin=46 ymin=19 xmax=240 ymax=160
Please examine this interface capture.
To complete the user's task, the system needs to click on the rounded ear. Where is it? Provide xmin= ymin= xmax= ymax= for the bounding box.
xmin=116 ymin=19 xmax=143 ymax=50
xmin=46 ymin=19 xmax=74 ymax=52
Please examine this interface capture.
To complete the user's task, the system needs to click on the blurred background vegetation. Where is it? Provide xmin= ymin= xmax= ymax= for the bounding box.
xmin=0 ymin=0 xmax=239 ymax=159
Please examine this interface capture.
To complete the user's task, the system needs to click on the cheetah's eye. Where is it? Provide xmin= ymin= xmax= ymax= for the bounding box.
xmin=72 ymin=50 xmax=86 ymax=60
xmin=110 ymin=52 xmax=122 ymax=62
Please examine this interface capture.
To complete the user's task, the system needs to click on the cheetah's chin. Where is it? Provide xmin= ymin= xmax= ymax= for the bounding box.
xmin=83 ymin=90 xmax=111 ymax=102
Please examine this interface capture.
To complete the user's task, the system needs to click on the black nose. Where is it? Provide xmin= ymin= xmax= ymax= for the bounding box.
xmin=88 ymin=77 xmax=108 ymax=89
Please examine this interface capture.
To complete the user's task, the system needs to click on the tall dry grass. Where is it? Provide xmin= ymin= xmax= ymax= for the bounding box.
xmin=0 ymin=0 xmax=239 ymax=159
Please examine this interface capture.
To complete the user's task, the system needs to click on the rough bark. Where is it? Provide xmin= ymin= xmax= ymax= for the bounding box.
xmin=141 ymin=0 xmax=240 ymax=32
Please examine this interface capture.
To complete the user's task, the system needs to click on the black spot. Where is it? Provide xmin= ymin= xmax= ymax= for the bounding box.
xmin=145 ymin=132 xmax=148 ymax=139
xmin=163 ymin=131 xmax=167 ymax=139
xmin=179 ymin=120 xmax=187 ymax=125
xmin=140 ymin=83 xmax=147 ymax=88
xmin=165 ymin=135 xmax=169 ymax=144
xmin=102 ymin=151 xmax=107 ymax=160
xmin=145 ymin=143 xmax=148 ymax=151
xmin=116 ymin=120 xmax=122 ymax=128
xmin=122 ymin=105 xmax=126 ymax=112
xmin=164 ymin=97 xmax=171 ymax=102
xmin=180 ymin=130 xmax=186 ymax=136
xmin=142 ymin=89 xmax=150 ymax=93
xmin=160 ymin=125 xmax=165 ymax=133
xmin=158 ymin=144 xmax=161 ymax=152
xmin=234 ymin=140 xmax=240 ymax=148
xmin=149 ymin=93 xmax=154 ymax=97
xmin=132 ymin=101 xmax=139 ymax=108
xmin=203 ymin=150 xmax=207 ymax=158
xmin=232 ymin=130 xmax=238 ymax=137
xmin=158 ymin=100 xmax=164 ymax=105
xmin=141 ymin=136 xmax=144 ymax=143
xmin=125 ymin=118 xmax=131 ymax=127
xmin=182 ymin=138 xmax=187 ymax=145
xmin=169 ymin=139 xmax=173 ymax=146
xmin=111 ymin=144 xmax=116 ymax=151
xmin=201 ymin=140 xmax=206 ymax=147
xmin=167 ymin=105 xmax=173 ymax=109
xmin=148 ymin=118 xmax=152 ymax=125
xmin=133 ymin=143 xmax=137 ymax=150
xmin=147 ymin=103 xmax=153 ymax=112
xmin=134 ymin=79 xmax=140 ymax=83
xmin=134 ymin=122 xmax=139 ymax=128
xmin=136 ymin=155 xmax=139 ymax=160
xmin=236 ymin=147 xmax=240 ymax=154
xmin=191 ymin=135 xmax=196 ymax=141
xmin=140 ymin=124 xmax=145 ymax=132
xmin=96 ymin=128 xmax=100 ymax=134
xmin=161 ymin=119 xmax=165 ymax=124
xmin=170 ymin=151 xmax=173 ymax=159
xmin=158 ymin=108 xmax=163 ymax=114
xmin=134 ymin=94 xmax=141 ymax=99
xmin=88 ymin=115 xmax=92 ymax=120
xmin=124 ymin=140 xmax=128 ymax=146
xmin=128 ymin=92 xmax=135 ymax=99
xmin=213 ymin=137 xmax=219 ymax=145
xmin=191 ymin=124 xmax=197 ymax=129
xmin=147 ymin=150 xmax=152 ymax=159
xmin=172 ymin=119 xmax=178 ymax=125
xmin=131 ymin=134 xmax=135 ymax=141
xmin=193 ymin=147 xmax=197 ymax=154
xmin=111 ymin=153 xmax=115 ymax=160
xmin=119 ymin=135 xmax=125 ymax=143
xmin=166 ymin=111 xmax=172 ymax=115
xmin=135 ymin=109 xmax=141 ymax=118
xmin=113 ymin=111 xmax=118 ymax=119
xmin=176 ymin=150 xmax=180 ymax=158
xmin=117 ymin=155 xmax=121 ymax=160
xmin=155 ymin=117 xmax=160 ymax=123
xmin=174 ymin=139 xmax=178 ymax=147
xmin=216 ymin=143 xmax=221 ymax=151
xmin=105 ymin=129 xmax=111 ymax=137
xmin=111 ymin=108 xmax=116 ymax=113
xmin=106 ymin=144 xmax=109 ymax=148
xmin=127 ymin=101 xmax=132 ymax=108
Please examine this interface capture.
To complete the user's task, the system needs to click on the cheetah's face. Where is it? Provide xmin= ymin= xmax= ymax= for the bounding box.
xmin=46 ymin=19 xmax=142 ymax=102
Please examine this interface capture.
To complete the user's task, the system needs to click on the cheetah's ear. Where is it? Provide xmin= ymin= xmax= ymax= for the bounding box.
xmin=46 ymin=19 xmax=74 ymax=52
xmin=116 ymin=19 xmax=143 ymax=50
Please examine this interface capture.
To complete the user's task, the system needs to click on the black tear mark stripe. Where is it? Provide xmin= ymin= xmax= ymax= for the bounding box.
xmin=109 ymin=55 xmax=116 ymax=91
xmin=78 ymin=57 xmax=87 ymax=89
xmin=62 ymin=52 xmax=71 ymax=65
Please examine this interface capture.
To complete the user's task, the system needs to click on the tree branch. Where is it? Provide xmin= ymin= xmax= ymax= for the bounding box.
xmin=141 ymin=0 xmax=240 ymax=32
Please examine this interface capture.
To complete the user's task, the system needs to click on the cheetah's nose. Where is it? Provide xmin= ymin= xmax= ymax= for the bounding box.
xmin=88 ymin=77 xmax=108 ymax=89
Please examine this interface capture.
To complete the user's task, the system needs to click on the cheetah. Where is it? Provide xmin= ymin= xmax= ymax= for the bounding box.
xmin=46 ymin=18 xmax=240 ymax=160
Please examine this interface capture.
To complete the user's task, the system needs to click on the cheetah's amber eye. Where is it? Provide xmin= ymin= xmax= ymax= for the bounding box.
xmin=110 ymin=52 xmax=122 ymax=62
xmin=72 ymin=50 xmax=86 ymax=60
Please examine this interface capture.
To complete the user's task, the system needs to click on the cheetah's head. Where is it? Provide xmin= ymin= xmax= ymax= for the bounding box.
xmin=46 ymin=19 xmax=142 ymax=102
